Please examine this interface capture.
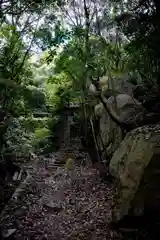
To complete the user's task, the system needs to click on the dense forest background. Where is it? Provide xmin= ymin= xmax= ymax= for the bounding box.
xmin=0 ymin=0 xmax=160 ymax=165
xmin=1 ymin=1 xmax=160 ymax=239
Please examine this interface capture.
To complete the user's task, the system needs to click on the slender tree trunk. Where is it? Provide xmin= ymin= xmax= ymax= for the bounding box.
xmin=83 ymin=0 xmax=90 ymax=60
xmin=81 ymin=0 xmax=91 ymax=144
xmin=98 ymin=91 xmax=131 ymax=130
xmin=90 ymin=116 xmax=101 ymax=163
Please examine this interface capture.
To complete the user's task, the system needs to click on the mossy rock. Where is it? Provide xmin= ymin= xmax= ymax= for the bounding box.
xmin=109 ymin=124 xmax=160 ymax=222
xmin=65 ymin=158 xmax=74 ymax=170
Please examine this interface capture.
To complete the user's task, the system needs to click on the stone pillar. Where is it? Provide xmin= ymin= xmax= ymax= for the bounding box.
xmin=63 ymin=114 xmax=73 ymax=143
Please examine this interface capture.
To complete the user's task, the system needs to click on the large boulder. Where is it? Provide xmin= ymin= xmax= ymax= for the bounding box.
xmin=95 ymin=94 xmax=142 ymax=159
xmin=99 ymin=74 xmax=136 ymax=97
xmin=109 ymin=124 xmax=160 ymax=222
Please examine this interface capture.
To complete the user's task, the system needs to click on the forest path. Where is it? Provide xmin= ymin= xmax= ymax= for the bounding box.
xmin=0 ymin=139 xmax=124 ymax=239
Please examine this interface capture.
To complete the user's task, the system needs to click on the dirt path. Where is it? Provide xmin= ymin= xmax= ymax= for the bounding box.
xmin=0 ymin=139 xmax=151 ymax=240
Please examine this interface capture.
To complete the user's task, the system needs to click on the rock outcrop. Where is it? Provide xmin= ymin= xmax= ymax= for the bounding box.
xmin=109 ymin=124 xmax=160 ymax=222
xmin=95 ymin=94 xmax=142 ymax=159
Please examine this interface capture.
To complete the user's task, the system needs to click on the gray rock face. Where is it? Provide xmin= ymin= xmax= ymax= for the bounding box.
xmin=43 ymin=203 xmax=63 ymax=213
xmin=95 ymin=94 xmax=142 ymax=159
xmin=109 ymin=124 xmax=160 ymax=222
xmin=2 ymin=228 xmax=16 ymax=238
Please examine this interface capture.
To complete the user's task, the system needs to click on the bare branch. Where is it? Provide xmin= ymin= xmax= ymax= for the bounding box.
xmin=71 ymin=0 xmax=79 ymax=25
xmin=13 ymin=14 xmax=41 ymax=80
xmin=59 ymin=4 xmax=77 ymax=26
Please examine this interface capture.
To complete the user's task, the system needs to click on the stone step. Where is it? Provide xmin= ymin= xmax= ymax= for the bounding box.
xmin=53 ymin=163 xmax=65 ymax=166
xmin=48 ymin=163 xmax=64 ymax=166
xmin=47 ymin=165 xmax=62 ymax=169
xmin=46 ymin=165 xmax=63 ymax=169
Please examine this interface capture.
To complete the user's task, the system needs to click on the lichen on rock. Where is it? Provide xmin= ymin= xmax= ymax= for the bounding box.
xmin=109 ymin=124 xmax=160 ymax=222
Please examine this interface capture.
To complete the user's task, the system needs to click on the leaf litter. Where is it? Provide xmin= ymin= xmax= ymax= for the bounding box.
xmin=0 ymin=139 xmax=150 ymax=239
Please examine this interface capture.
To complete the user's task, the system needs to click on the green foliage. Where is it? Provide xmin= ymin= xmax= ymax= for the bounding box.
xmin=113 ymin=0 xmax=160 ymax=93
xmin=19 ymin=116 xmax=51 ymax=131
xmin=53 ymin=37 xmax=86 ymax=83
xmin=32 ymin=127 xmax=54 ymax=154
xmin=1 ymin=0 xmax=160 ymax=164
xmin=25 ymin=85 xmax=46 ymax=110
xmin=4 ymin=118 xmax=34 ymax=160
xmin=0 ymin=0 xmax=74 ymax=163
xmin=34 ymin=127 xmax=51 ymax=140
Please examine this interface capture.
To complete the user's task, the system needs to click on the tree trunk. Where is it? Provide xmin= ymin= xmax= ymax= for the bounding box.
xmin=98 ymin=93 xmax=131 ymax=131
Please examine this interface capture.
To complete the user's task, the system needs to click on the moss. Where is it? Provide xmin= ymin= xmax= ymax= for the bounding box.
xmin=65 ymin=158 xmax=74 ymax=170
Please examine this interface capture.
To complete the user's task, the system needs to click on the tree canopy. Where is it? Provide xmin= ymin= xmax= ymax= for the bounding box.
xmin=0 ymin=0 xmax=160 ymax=161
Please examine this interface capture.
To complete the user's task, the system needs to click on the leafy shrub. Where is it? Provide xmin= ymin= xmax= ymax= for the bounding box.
xmin=3 ymin=117 xmax=58 ymax=159
xmin=19 ymin=116 xmax=50 ymax=131
xmin=34 ymin=127 xmax=51 ymax=140
xmin=32 ymin=127 xmax=53 ymax=154
xmin=4 ymin=118 xmax=34 ymax=161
